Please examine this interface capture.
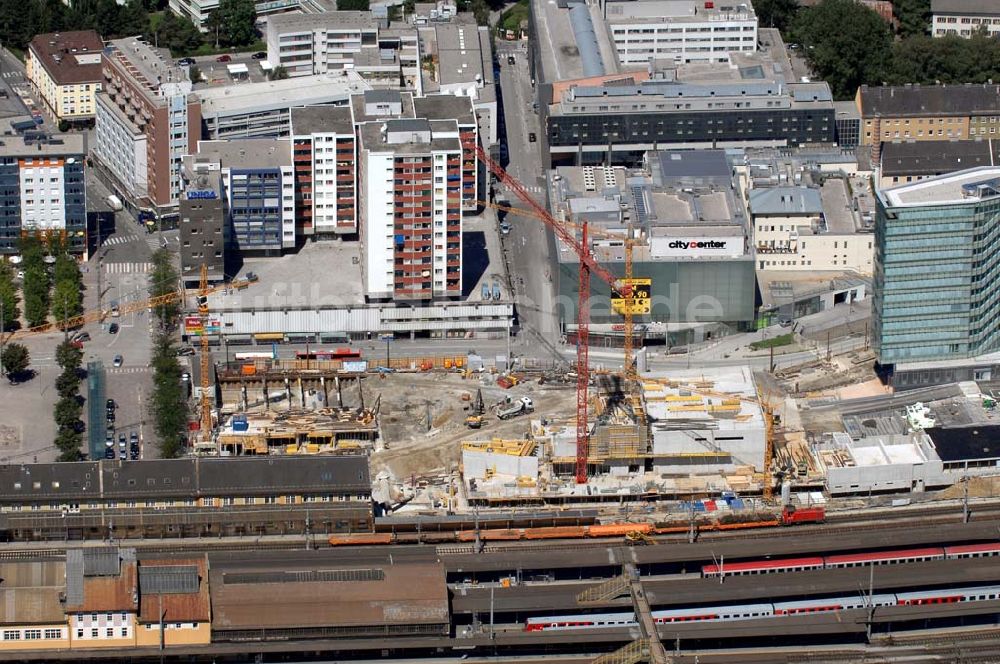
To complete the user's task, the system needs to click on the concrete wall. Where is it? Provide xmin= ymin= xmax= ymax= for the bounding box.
xmin=462 ymin=450 xmax=539 ymax=479
xmin=652 ymin=426 xmax=765 ymax=473
xmin=363 ymin=152 xmax=394 ymax=298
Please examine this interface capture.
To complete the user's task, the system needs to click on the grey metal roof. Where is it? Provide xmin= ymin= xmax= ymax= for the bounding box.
xmin=880 ymin=139 xmax=999 ymax=177
xmin=83 ymin=547 xmax=122 ymax=576
xmin=290 ymin=105 xmax=354 ymax=136
xmin=860 ymin=83 xmax=1000 ymax=118
xmin=139 ymin=565 xmax=200 ymax=594
xmin=364 ymin=89 xmax=403 ymax=104
xmin=387 ymin=118 xmax=431 ymax=132
xmin=654 ymin=150 xmax=731 ymax=179
xmin=749 ymin=186 xmax=823 ymax=216
xmin=568 ymin=3 xmax=604 ymax=78
xmin=65 ymin=550 xmax=84 ymax=606
xmin=931 ymin=0 xmax=1000 ymax=15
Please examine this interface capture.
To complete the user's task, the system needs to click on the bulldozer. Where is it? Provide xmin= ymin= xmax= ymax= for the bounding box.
xmin=465 ymin=389 xmax=486 ymax=428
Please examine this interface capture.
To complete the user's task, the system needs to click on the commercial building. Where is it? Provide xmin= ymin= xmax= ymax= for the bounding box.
xmin=179 ymin=156 xmax=227 ymax=285
xmin=552 ymin=149 xmax=755 ymax=345
xmin=857 ymin=83 xmax=1000 ymax=149
xmin=358 ymin=117 xmax=463 ymax=301
xmin=193 ymin=139 xmax=295 ymax=254
xmin=605 ymin=0 xmax=758 ymax=66
xmin=931 ymin=0 xmax=1000 ymax=37
xmin=878 ymin=139 xmax=1000 ymax=189
xmin=546 ymin=55 xmax=837 ymax=166
xmin=0 ymin=130 xmax=87 ymax=255
xmin=198 ymin=71 xmax=371 ymax=140
xmin=749 ymin=181 xmax=874 ymax=274
xmin=25 ymin=31 xmax=104 ymax=123
xmin=265 ymin=12 xmax=421 ymax=91
xmin=874 ymin=167 xmax=1000 ymax=374
xmin=94 ymin=38 xmax=201 ymax=215
xmin=0 ymin=456 xmax=372 ymax=541
xmin=815 ymin=432 xmax=948 ymax=495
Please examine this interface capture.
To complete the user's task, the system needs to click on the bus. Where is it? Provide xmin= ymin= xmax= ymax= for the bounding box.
xmin=234 ymin=352 xmax=276 ymax=361
xmin=295 ymin=348 xmax=362 ymax=361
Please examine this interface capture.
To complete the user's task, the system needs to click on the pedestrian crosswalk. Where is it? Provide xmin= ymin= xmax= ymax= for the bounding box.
xmin=104 ymin=262 xmax=153 ymax=274
xmin=1 ymin=72 xmax=21 ymax=79
xmin=102 ymin=234 xmax=139 ymax=247
xmin=107 ymin=367 xmax=151 ymax=375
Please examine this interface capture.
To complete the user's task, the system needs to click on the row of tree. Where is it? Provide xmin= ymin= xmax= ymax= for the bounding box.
xmin=0 ymin=0 xmax=259 ymax=57
xmin=21 ymin=237 xmax=51 ymax=329
xmin=787 ymin=0 xmax=1000 ymax=99
xmin=148 ymin=249 xmax=187 ymax=459
xmin=53 ymin=340 xmax=85 ymax=461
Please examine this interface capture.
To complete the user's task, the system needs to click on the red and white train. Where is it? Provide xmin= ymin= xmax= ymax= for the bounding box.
xmin=524 ymin=584 xmax=1000 ymax=631
xmin=700 ymin=541 xmax=1000 ymax=577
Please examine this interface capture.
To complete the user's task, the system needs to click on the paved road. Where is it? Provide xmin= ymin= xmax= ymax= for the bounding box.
xmin=494 ymin=41 xmax=562 ymax=362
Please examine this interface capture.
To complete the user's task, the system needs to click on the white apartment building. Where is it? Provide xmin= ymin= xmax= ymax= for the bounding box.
xmin=169 ymin=0 xmax=298 ymax=30
xmin=749 ymin=185 xmax=873 ymax=275
xmin=605 ymin=0 xmax=758 ymax=65
xmin=265 ymin=12 xmax=421 ymax=90
xmin=931 ymin=0 xmax=1000 ymax=37
xmin=94 ymin=93 xmax=149 ymax=201
xmin=358 ymin=118 xmax=463 ymax=301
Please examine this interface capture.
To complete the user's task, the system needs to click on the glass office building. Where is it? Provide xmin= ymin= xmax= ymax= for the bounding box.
xmin=874 ymin=167 xmax=1000 ymax=367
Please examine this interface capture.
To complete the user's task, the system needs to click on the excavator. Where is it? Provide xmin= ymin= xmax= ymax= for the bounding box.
xmin=465 ymin=388 xmax=486 ymax=429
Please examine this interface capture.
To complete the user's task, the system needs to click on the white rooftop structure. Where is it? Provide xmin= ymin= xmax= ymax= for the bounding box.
xmin=881 ymin=166 xmax=1000 ymax=207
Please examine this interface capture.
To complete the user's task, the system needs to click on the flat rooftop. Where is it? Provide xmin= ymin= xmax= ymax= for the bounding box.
xmin=358 ymin=119 xmax=460 ymax=153
xmin=267 ymin=10 xmax=377 ymax=33
xmin=196 ymin=138 xmax=292 ymax=168
xmin=818 ymin=178 xmax=858 ymax=234
xmin=642 ymin=365 xmax=764 ymax=432
xmin=881 ymin=166 xmax=1000 ymax=207
xmin=290 ymin=105 xmax=354 ymax=135
xmin=604 ymin=0 xmax=756 ymax=22
xmin=927 ymin=425 xmax=1000 ymax=462
xmin=197 ymin=72 xmax=371 ymax=116
xmin=0 ymin=132 xmax=85 ymax=156
xmin=106 ymin=38 xmax=190 ymax=99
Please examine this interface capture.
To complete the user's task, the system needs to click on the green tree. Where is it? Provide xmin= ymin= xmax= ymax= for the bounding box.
xmin=54 ymin=395 xmax=82 ymax=429
xmin=471 ymin=0 xmax=490 ymax=26
xmin=54 ymin=427 xmax=83 ymax=461
xmin=791 ymin=0 xmax=893 ymax=99
xmin=53 ymin=279 xmax=83 ymax=327
xmin=55 ymin=340 xmax=83 ymax=372
xmin=151 ymin=11 xmax=204 ymax=55
xmin=214 ymin=0 xmax=257 ymax=47
xmin=753 ymin=0 xmax=799 ymax=31
xmin=56 ymin=370 xmax=81 ymax=399
xmin=149 ymin=248 xmax=181 ymax=332
xmin=893 ymin=0 xmax=930 ymax=38
xmin=0 ymin=263 xmax=20 ymax=331
xmin=189 ymin=64 xmax=203 ymax=84
xmin=0 ymin=342 xmax=30 ymax=380
xmin=268 ymin=65 xmax=289 ymax=81
xmin=336 ymin=0 xmax=369 ymax=9
xmin=20 ymin=235 xmax=50 ymax=328
xmin=149 ymin=331 xmax=189 ymax=458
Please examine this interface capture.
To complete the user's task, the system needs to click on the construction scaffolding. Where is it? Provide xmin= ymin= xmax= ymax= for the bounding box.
xmin=215 ymin=407 xmax=379 ymax=456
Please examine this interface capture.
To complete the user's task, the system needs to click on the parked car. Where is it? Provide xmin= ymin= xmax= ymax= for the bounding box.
xmin=70 ymin=340 xmax=84 ymax=349
xmin=176 ymin=346 xmax=196 ymax=356
xmin=105 ymin=434 xmax=114 ymax=448
xmin=119 ymin=450 xmax=128 ymax=460
xmin=528 ymin=132 xmax=537 ymax=143
xmin=113 ymin=354 xmax=123 ymax=367
xmin=245 ymin=271 xmax=259 ymax=283
xmin=507 ymin=55 xmax=515 ymax=65
xmin=118 ymin=434 xmax=126 ymax=450
xmin=106 ymin=398 xmax=116 ymax=412
xmin=108 ymin=323 xmax=119 ymax=334
xmin=129 ymin=449 xmax=139 ymax=460
xmin=130 ymin=432 xmax=139 ymax=445
xmin=499 ymin=221 xmax=512 ymax=234
xmin=251 ymin=52 xmax=267 ymax=60
xmin=73 ymin=331 xmax=91 ymax=342
xmin=216 ymin=54 xmax=232 ymax=63
xmin=178 ymin=57 xmax=196 ymax=66
xmin=105 ymin=448 xmax=116 ymax=460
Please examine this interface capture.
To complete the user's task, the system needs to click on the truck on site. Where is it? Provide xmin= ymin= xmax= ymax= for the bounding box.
xmin=106 ymin=194 xmax=124 ymax=211
xmin=497 ymin=396 xmax=533 ymax=420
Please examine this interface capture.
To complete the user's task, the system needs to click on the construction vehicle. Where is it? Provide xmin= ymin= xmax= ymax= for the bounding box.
xmin=625 ymin=530 xmax=656 ymax=545
xmin=497 ymin=396 xmax=534 ymax=420
xmin=465 ymin=389 xmax=486 ymax=428
xmin=497 ymin=374 xmax=520 ymax=389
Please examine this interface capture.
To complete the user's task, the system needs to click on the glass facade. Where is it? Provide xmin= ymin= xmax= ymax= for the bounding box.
xmin=874 ymin=188 xmax=1000 ymax=365
xmin=228 ymin=168 xmax=284 ymax=250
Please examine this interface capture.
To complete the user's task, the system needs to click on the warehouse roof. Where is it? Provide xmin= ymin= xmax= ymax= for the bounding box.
xmin=0 ymin=457 xmax=371 ymax=502
xmin=28 ymin=31 xmax=104 ymax=86
xmin=210 ymin=562 xmax=448 ymax=631
xmin=138 ymin=558 xmax=211 ymax=623
xmin=859 ymin=83 xmax=1000 ymax=118
xmin=880 ymin=139 xmax=1000 ymax=177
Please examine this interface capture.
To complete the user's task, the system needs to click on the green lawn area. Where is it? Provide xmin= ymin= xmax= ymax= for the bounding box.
xmin=749 ymin=333 xmax=794 ymax=351
xmin=500 ymin=0 xmax=529 ymax=34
